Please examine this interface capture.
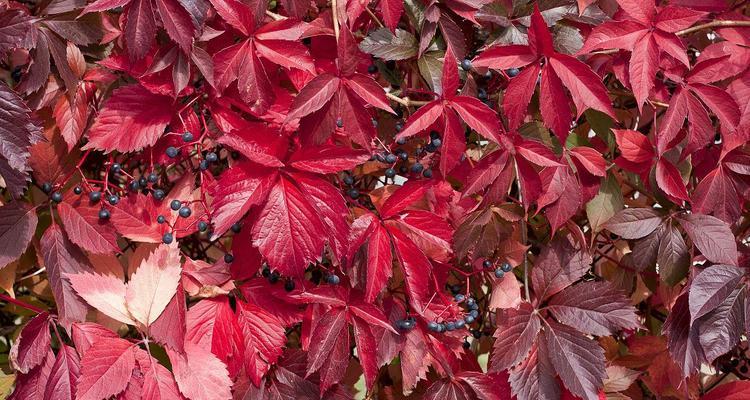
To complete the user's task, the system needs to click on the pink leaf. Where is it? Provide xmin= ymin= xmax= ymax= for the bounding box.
xmin=67 ymin=272 xmax=135 ymax=325
xmin=76 ymin=338 xmax=136 ymax=400
xmin=125 ymin=244 xmax=182 ymax=327
xmin=168 ymin=342 xmax=233 ymax=400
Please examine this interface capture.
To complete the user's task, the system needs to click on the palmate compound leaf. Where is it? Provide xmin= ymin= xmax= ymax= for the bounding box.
xmin=0 ymin=82 xmax=42 ymax=195
xmin=67 ymin=244 xmax=182 ymax=328
xmin=0 ymin=202 xmax=38 ymax=269
xmin=543 ymin=321 xmax=606 ymax=400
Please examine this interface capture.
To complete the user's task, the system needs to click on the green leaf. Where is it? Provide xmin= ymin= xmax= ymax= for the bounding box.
xmin=586 ymin=173 xmax=623 ymax=233
xmin=360 ymin=28 xmax=417 ymax=61
xmin=417 ymin=51 xmax=444 ymax=93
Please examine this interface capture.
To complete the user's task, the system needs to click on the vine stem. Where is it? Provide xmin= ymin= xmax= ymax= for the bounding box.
xmin=513 ymin=159 xmax=531 ymax=302
xmin=0 ymin=293 xmax=45 ymax=314
xmin=331 ymin=0 xmax=340 ymax=40
xmin=385 ymin=92 xmax=431 ymax=107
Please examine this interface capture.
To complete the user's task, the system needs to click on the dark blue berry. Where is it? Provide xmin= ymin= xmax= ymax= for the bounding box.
xmin=148 ymin=173 xmax=158 ymax=183
xmin=198 ymin=221 xmax=208 ymax=232
xmin=423 ymin=169 xmax=433 ymax=178
xmin=129 ymin=181 xmax=140 ymax=191
xmin=446 ymin=321 xmax=456 ymax=331
xmin=461 ymin=59 xmax=472 ymax=71
xmin=367 ymin=64 xmax=377 ymax=74
xmin=431 ymin=138 xmax=441 ymax=147
xmin=89 ymin=191 xmax=102 ymax=202
xmin=483 ymin=70 xmax=492 ymax=80
xmin=51 ymin=192 xmax=63 ymax=203
xmin=284 ymin=280 xmax=295 ymax=292
xmin=110 ymin=163 xmax=121 ymax=173
xmin=385 ymin=168 xmax=396 ymax=178
xmin=507 ymin=68 xmax=520 ymax=77
xmin=472 ymin=330 xmax=482 ymax=339
xmin=425 ymin=143 xmax=437 ymax=153
xmin=269 ymin=271 xmax=280 ymax=283
xmin=411 ymin=163 xmax=424 ymax=173
xmin=182 ymin=132 xmax=194 ymax=142
xmin=465 ymin=315 xmax=475 ymax=324
xmin=138 ymin=177 xmax=147 ymax=187
xmin=483 ymin=259 xmax=492 ymax=268
xmin=428 ymin=321 xmax=439 ymax=331
xmin=166 ymin=147 xmax=179 ymax=158
xmin=206 ymin=152 xmax=218 ymax=163
xmin=455 ymin=319 xmax=466 ymax=329
xmin=157 ymin=215 xmax=166 ymax=224
xmin=73 ymin=186 xmax=82 ymax=195
xmin=376 ymin=153 xmax=386 ymax=163
xmin=397 ymin=150 xmax=408 ymax=160
xmin=469 ymin=309 xmax=479 ymax=318
xmin=385 ymin=154 xmax=397 ymax=163
xmin=455 ymin=294 xmax=465 ymax=302
xmin=170 ymin=200 xmax=182 ymax=211
xmin=178 ymin=206 xmax=191 ymax=218
xmin=98 ymin=209 xmax=110 ymax=220
xmin=436 ymin=323 xmax=446 ymax=333
xmin=224 ymin=254 xmax=234 ymax=263
xmin=162 ymin=232 xmax=174 ymax=244
xmin=494 ymin=268 xmax=505 ymax=279
xmin=396 ymin=136 xmax=406 ymax=144
xmin=336 ymin=118 xmax=344 ymax=128
xmin=327 ymin=274 xmax=340 ymax=285
xmin=466 ymin=297 xmax=476 ymax=307
xmin=153 ymin=189 xmax=165 ymax=200
xmin=107 ymin=194 xmax=119 ymax=205
xmin=343 ymin=175 xmax=354 ymax=186
xmin=199 ymin=160 xmax=209 ymax=170
xmin=470 ymin=303 xmax=479 ymax=311
xmin=372 ymin=118 xmax=378 ymax=128
xmin=395 ymin=123 xmax=404 ymax=132
xmin=41 ymin=182 xmax=53 ymax=193
xmin=478 ymin=88 xmax=488 ymax=100
xmin=501 ymin=262 xmax=512 ymax=272
xmin=231 ymin=222 xmax=242 ymax=233
xmin=430 ymin=131 xmax=440 ymax=140
xmin=347 ymin=188 xmax=360 ymax=199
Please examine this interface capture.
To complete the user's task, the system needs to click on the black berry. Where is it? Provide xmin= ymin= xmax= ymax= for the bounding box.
xmin=162 ymin=232 xmax=174 ymax=244
xmin=98 ymin=209 xmax=110 ymax=220
xmin=170 ymin=200 xmax=182 ymax=211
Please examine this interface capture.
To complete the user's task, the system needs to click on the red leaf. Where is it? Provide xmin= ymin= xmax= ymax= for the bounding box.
xmin=544 ymin=321 xmax=606 ymax=400
xmin=237 ymin=301 xmax=287 ymax=386
xmin=168 ymin=341 xmax=233 ymax=400
xmin=441 ymin=46 xmax=459 ymax=98
xmin=380 ymin=0 xmax=403 ymax=31
xmin=629 ymin=33 xmax=658 ymax=110
xmin=363 ymin=223 xmax=394 ymax=302
xmin=438 ymin=109 xmax=464 ymax=176
xmin=289 ymin=145 xmax=370 ymax=174
xmin=109 ymin=193 xmax=164 ymax=243
xmin=490 ymin=302 xmax=541 ymax=371
xmin=150 ymin=281 xmax=187 ymax=352
xmin=124 ymin=0 xmax=157 ymax=61
xmin=655 ymin=158 xmax=689 ymax=202
xmin=306 ymin=307 xmax=349 ymax=392
xmin=602 ymin=208 xmax=663 ymax=239
xmin=185 ymin=297 xmax=245 ymax=378
xmin=70 ymin=323 xmax=119 ymax=358
xmin=389 ymin=228 xmax=431 ymax=313
xmin=395 ymin=100 xmax=444 ymax=140
xmin=616 ymin=0 xmax=655 ymax=25
xmin=83 ymin=85 xmax=174 ymax=153
xmin=613 ymin=129 xmax=655 ymax=163
xmin=285 ymin=74 xmax=340 ymax=122
xmin=690 ymin=83 xmax=741 ymax=130
xmin=703 ymin=381 xmax=750 ymax=400
xmin=688 ymin=264 xmax=744 ymax=323
xmin=0 ymin=203 xmax=37 ymax=269
xmin=508 ymin=339 xmax=560 ymax=400
xmin=657 ymin=87 xmax=689 ymax=153
xmin=209 ymin=162 xmax=278 ymax=238
xmin=654 ymin=6 xmax=705 ymax=33
xmin=569 ymin=147 xmax=606 ymax=177
xmin=548 ymin=54 xmax=615 ymax=118
xmin=539 ymin=65 xmax=572 ymax=140
xmin=449 ymin=96 xmax=503 ymax=143
xmin=40 ymin=225 xmax=92 ymax=329
xmin=379 ymin=180 xmax=429 ymax=219
xmin=251 ymin=176 xmax=331 ymax=277
xmin=531 ymin=238 xmax=592 ymax=302
xmin=503 ymin=63 xmax=541 ymax=131
xmin=472 ymin=45 xmax=538 ymax=70
xmin=676 ymin=213 xmax=738 ymax=266
xmin=345 ymin=74 xmax=394 ymax=113
xmin=76 ymin=338 xmax=136 ymax=400
xmin=547 ymin=281 xmax=640 ymax=335
xmin=44 ymin=345 xmax=80 ymax=400
xmin=57 ymin=200 xmax=119 ymax=254
xmin=527 ymin=5 xmax=554 ymax=57
xmin=154 ymin=0 xmax=194 ymax=53
xmin=10 ymin=313 xmax=51 ymax=374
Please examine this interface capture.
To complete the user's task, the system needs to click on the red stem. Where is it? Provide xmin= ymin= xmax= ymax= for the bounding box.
xmin=0 ymin=294 xmax=45 ymax=314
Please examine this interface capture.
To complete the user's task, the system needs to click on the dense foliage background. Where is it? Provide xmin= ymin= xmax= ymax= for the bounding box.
xmin=1 ymin=0 xmax=750 ymax=398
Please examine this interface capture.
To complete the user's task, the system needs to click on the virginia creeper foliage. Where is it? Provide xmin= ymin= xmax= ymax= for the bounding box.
xmin=1 ymin=0 xmax=750 ymax=398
